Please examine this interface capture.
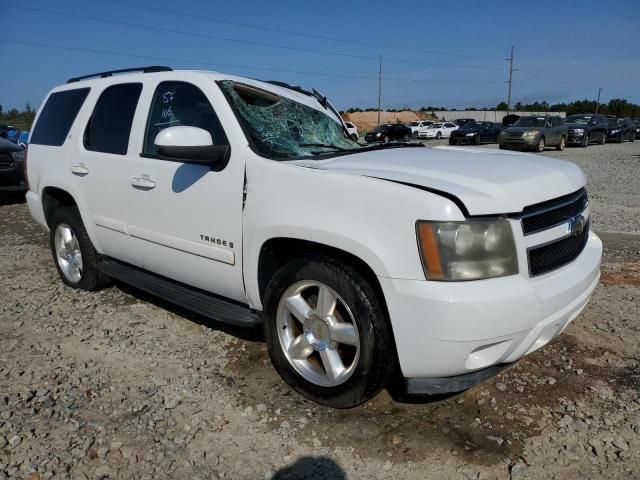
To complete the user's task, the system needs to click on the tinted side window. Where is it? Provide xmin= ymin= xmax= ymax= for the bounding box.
xmin=84 ymin=83 xmax=142 ymax=155
xmin=31 ymin=88 xmax=90 ymax=146
xmin=143 ymin=81 xmax=228 ymax=155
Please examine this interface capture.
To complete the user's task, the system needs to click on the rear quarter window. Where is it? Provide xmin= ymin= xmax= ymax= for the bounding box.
xmin=30 ymin=88 xmax=90 ymax=146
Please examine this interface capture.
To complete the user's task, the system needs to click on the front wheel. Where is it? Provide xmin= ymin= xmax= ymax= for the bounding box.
xmin=581 ymin=134 xmax=589 ymax=148
xmin=535 ymin=136 xmax=546 ymax=152
xmin=600 ymin=134 xmax=606 ymax=145
xmin=402 ymin=133 xmax=411 ymax=142
xmin=436 ymin=132 xmax=442 ymax=139
xmin=474 ymin=135 xmax=481 ymax=145
xmin=263 ymin=256 xmax=394 ymax=408
xmin=618 ymin=134 xmax=624 ymax=143
xmin=350 ymin=133 xmax=358 ymax=141
xmin=556 ymin=136 xmax=566 ymax=151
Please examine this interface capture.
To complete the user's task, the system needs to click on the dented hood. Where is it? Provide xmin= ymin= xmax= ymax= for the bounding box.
xmin=292 ymin=146 xmax=585 ymax=215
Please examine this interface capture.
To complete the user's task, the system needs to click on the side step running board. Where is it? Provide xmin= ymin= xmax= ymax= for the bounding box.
xmin=99 ymin=257 xmax=261 ymax=327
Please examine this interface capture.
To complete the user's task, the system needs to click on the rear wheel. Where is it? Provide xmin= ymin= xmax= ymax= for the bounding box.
xmin=263 ymin=256 xmax=394 ymax=408
xmin=556 ymin=136 xmax=566 ymax=151
xmin=49 ymin=206 xmax=111 ymax=291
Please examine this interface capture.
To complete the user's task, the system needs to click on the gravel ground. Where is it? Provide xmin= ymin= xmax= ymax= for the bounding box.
xmin=1 ymin=141 xmax=640 ymax=479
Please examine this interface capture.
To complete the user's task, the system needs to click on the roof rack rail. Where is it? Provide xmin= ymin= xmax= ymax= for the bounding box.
xmin=263 ymin=80 xmax=313 ymax=97
xmin=67 ymin=66 xmax=172 ymax=84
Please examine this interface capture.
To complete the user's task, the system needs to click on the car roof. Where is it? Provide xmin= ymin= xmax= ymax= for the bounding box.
xmin=48 ymin=68 xmax=340 ymax=122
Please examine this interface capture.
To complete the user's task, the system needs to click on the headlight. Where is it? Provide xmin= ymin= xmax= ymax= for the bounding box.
xmin=573 ymin=128 xmax=584 ymax=135
xmin=416 ymin=220 xmax=518 ymax=281
xmin=610 ymin=129 xmax=620 ymax=134
xmin=523 ymin=130 xmax=540 ymax=137
xmin=465 ymin=133 xmax=476 ymax=137
xmin=376 ymin=132 xmax=381 ymax=137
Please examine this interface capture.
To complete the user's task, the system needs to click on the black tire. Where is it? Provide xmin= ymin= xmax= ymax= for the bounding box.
xmin=49 ymin=205 xmax=111 ymax=291
xmin=382 ymin=135 xmax=389 ymax=143
xmin=350 ymin=133 xmax=358 ymax=141
xmin=630 ymin=135 xmax=635 ymax=143
xmin=263 ymin=256 xmax=394 ymax=408
xmin=618 ymin=133 xmax=624 ymax=143
xmin=556 ymin=136 xmax=566 ymax=151
xmin=436 ymin=132 xmax=442 ymax=139
xmin=581 ymin=134 xmax=589 ymax=148
xmin=402 ymin=134 xmax=410 ymax=142
xmin=474 ymin=135 xmax=481 ymax=145
xmin=412 ymin=131 xmax=418 ymax=138
xmin=499 ymin=144 xmax=507 ymax=150
xmin=449 ymin=138 xmax=456 ymax=145
xmin=600 ymin=134 xmax=606 ymax=145
xmin=535 ymin=136 xmax=545 ymax=152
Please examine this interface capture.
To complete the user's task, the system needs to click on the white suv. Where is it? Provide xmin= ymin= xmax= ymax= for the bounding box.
xmin=25 ymin=66 xmax=601 ymax=408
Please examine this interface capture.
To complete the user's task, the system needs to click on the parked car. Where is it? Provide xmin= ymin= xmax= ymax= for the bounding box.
xmin=449 ymin=121 xmax=501 ymax=145
xmin=634 ymin=118 xmax=640 ymax=139
xmin=0 ymin=137 xmax=27 ymax=193
xmin=364 ymin=123 xmax=412 ymax=143
xmin=26 ymin=66 xmax=601 ymax=408
xmin=408 ymin=120 xmax=434 ymax=138
xmin=344 ymin=121 xmax=359 ymax=141
xmin=565 ymin=114 xmax=607 ymax=147
xmin=498 ymin=115 xmax=567 ymax=152
xmin=452 ymin=118 xmax=475 ymax=127
xmin=420 ymin=122 xmax=458 ymax=139
xmin=606 ymin=118 xmax=636 ymax=143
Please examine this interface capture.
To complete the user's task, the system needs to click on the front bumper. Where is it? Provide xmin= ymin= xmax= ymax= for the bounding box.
xmin=450 ymin=135 xmax=476 ymax=144
xmin=0 ymin=153 xmax=26 ymax=192
xmin=567 ymin=131 xmax=587 ymax=144
xmin=380 ymin=231 xmax=601 ymax=382
xmin=499 ymin=136 xmax=538 ymax=149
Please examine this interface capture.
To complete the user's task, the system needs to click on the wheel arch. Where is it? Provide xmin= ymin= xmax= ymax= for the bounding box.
xmin=41 ymin=186 xmax=79 ymax=228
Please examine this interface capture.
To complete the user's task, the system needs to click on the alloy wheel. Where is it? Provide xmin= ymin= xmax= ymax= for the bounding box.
xmin=276 ymin=281 xmax=360 ymax=387
xmin=54 ymin=224 xmax=83 ymax=283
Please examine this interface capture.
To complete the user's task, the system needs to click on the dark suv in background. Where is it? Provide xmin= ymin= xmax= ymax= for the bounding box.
xmin=565 ymin=114 xmax=607 ymax=147
xmin=606 ymin=118 xmax=636 ymax=143
xmin=0 ymin=137 xmax=27 ymax=194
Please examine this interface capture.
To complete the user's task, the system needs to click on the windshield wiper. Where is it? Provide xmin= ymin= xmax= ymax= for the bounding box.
xmin=299 ymin=143 xmax=350 ymax=152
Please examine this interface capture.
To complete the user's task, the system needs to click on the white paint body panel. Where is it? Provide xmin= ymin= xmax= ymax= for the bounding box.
xmin=26 ymin=69 xmax=602 ymax=380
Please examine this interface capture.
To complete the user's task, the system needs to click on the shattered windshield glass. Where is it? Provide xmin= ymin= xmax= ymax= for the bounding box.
xmin=218 ymin=80 xmax=363 ymax=159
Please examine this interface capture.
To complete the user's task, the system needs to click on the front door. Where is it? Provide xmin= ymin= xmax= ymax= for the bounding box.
xmin=123 ymin=79 xmax=246 ymax=303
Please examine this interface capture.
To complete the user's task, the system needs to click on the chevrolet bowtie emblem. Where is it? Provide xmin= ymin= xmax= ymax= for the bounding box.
xmin=569 ymin=214 xmax=586 ymax=237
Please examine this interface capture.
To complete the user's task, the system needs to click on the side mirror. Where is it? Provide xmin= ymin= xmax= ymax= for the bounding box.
xmin=154 ymin=126 xmax=229 ymax=164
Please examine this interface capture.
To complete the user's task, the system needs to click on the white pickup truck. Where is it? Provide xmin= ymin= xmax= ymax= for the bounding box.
xmin=25 ymin=66 xmax=601 ymax=408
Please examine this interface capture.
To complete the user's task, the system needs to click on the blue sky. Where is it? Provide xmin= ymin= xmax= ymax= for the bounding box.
xmin=1 ymin=0 xmax=638 ymax=111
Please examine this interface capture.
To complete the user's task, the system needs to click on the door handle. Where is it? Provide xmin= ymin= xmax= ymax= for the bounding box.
xmin=130 ymin=176 xmax=156 ymax=190
xmin=71 ymin=164 xmax=89 ymax=176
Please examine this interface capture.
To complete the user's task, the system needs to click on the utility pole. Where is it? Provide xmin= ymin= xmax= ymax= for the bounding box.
xmin=377 ymin=54 xmax=382 ymax=126
xmin=595 ymin=87 xmax=602 ymax=114
xmin=506 ymin=46 xmax=516 ymax=114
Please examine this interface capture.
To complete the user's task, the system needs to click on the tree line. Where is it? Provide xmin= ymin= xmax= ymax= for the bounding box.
xmin=0 ymin=103 xmax=37 ymax=130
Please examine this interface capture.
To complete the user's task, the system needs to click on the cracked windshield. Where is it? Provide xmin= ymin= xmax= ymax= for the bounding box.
xmin=219 ymin=80 xmax=362 ymax=159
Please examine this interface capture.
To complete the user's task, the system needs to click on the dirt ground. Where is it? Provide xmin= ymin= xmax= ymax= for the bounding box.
xmin=1 ymin=143 xmax=640 ymax=479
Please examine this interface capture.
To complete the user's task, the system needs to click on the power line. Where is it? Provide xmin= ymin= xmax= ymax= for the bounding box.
xmin=6 ymin=4 xmax=502 ymax=71
xmin=100 ymin=0 xmax=503 ymax=62
xmin=2 ymin=40 xmax=504 ymax=85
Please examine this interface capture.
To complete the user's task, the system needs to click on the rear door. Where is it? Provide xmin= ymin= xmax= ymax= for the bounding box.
xmin=73 ymin=83 xmax=143 ymax=266
xmin=122 ymin=79 xmax=246 ymax=302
